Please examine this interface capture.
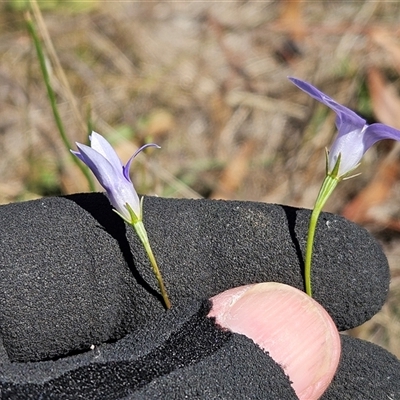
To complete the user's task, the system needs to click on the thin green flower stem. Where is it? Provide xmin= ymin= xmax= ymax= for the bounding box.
xmin=304 ymin=175 xmax=339 ymax=297
xmin=133 ymin=221 xmax=171 ymax=309
xmin=25 ymin=14 xmax=95 ymax=192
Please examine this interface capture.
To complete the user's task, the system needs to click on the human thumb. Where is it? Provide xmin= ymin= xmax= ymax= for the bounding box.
xmin=209 ymin=282 xmax=341 ymax=400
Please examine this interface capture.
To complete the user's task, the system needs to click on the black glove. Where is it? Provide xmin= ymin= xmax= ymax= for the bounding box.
xmin=0 ymin=193 xmax=399 ymax=399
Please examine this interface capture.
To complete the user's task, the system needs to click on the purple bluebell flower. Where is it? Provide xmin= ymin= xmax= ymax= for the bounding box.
xmin=71 ymin=131 xmax=160 ymax=223
xmin=289 ymin=77 xmax=400 ymax=178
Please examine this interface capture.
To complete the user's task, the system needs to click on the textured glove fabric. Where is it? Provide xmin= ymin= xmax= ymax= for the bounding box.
xmin=321 ymin=335 xmax=400 ymax=400
xmin=1 ymin=301 xmax=400 ymax=399
xmin=1 ymin=300 xmax=298 ymax=399
xmin=0 ymin=193 xmax=388 ymax=362
xmin=0 ymin=193 xmax=398 ymax=399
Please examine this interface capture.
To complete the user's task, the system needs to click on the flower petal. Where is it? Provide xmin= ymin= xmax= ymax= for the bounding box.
xmin=328 ymin=127 xmax=366 ymax=176
xmin=90 ymin=131 xmax=123 ymax=170
xmin=363 ymin=123 xmax=400 ymax=150
xmin=123 ymin=143 xmax=161 ymax=181
xmin=71 ymin=133 xmax=160 ymax=223
xmin=328 ymin=123 xmax=400 ymax=177
xmin=74 ymin=143 xmax=121 ymax=191
xmin=70 ymin=150 xmax=85 ymax=163
xmin=107 ymin=181 xmax=140 ymax=221
xmin=288 ymin=77 xmax=365 ymax=133
xmin=74 ymin=143 xmax=141 ymax=219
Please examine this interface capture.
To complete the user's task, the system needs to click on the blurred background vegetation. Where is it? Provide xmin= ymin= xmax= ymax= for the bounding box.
xmin=1 ymin=0 xmax=399 ymax=357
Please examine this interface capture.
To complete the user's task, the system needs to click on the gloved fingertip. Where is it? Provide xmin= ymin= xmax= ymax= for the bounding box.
xmin=208 ymin=282 xmax=341 ymax=400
